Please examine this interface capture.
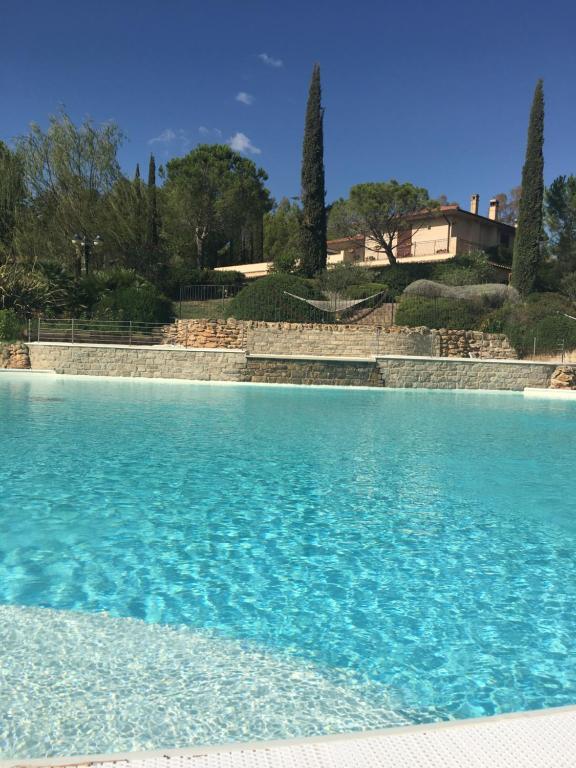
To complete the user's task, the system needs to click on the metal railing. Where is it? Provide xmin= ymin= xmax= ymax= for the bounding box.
xmin=31 ymin=319 xmax=169 ymax=346
xmin=359 ymin=238 xmax=451 ymax=262
xmin=178 ymin=284 xmax=244 ymax=318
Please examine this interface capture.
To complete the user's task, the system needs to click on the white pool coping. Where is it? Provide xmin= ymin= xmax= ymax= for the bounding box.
xmin=5 ymin=705 xmax=576 ymax=768
xmin=524 ymin=387 xmax=576 ymax=399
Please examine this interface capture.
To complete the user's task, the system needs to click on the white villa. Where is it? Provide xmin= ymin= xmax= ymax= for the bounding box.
xmin=216 ymin=195 xmax=515 ymax=280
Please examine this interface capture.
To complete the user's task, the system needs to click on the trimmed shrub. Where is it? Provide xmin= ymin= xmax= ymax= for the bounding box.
xmin=340 ymin=283 xmax=391 ymax=309
xmin=372 ymin=263 xmax=435 ymax=296
xmin=92 ymin=285 xmax=174 ymax=324
xmin=395 ymin=296 xmax=484 ymax=330
xmin=228 ymin=274 xmax=324 ymax=322
xmin=404 ymin=280 xmax=519 ymax=308
xmin=0 ymin=309 xmax=22 ymax=340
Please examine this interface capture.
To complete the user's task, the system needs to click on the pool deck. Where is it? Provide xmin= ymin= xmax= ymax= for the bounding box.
xmin=6 ymin=705 xmax=576 ymax=768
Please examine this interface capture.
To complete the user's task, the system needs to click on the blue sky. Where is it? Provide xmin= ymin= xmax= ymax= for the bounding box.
xmin=1 ymin=0 xmax=575 ymax=213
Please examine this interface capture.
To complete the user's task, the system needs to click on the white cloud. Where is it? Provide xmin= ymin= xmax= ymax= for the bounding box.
xmin=199 ymin=126 xmax=223 ymax=138
xmin=236 ymin=91 xmax=255 ymax=106
xmin=258 ymin=52 xmax=283 ymax=68
xmin=148 ymin=128 xmax=191 ymax=150
xmin=229 ymin=132 xmax=261 ymax=155
xmin=148 ymin=128 xmax=176 ymax=144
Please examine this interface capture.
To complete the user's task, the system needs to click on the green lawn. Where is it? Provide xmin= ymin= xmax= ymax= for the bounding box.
xmin=176 ymin=299 xmax=234 ymax=320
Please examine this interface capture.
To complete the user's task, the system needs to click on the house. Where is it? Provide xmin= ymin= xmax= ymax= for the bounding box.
xmin=327 ymin=195 xmax=515 ymax=267
xmin=215 ymin=195 xmax=515 ymax=279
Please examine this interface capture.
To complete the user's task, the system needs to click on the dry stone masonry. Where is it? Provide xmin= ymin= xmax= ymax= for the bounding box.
xmin=549 ymin=366 xmax=576 ymax=389
xmin=0 ymin=342 xmax=30 ymax=369
xmin=161 ymin=319 xmax=515 ymax=360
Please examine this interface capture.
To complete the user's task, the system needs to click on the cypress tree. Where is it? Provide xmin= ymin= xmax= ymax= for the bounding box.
xmin=147 ymin=154 xmax=160 ymax=250
xmin=134 ymin=163 xmax=141 ymax=182
xmin=300 ymin=63 xmax=327 ymax=277
xmin=511 ymin=80 xmax=545 ymax=295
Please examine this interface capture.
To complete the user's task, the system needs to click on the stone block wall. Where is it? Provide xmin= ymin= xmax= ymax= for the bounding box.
xmin=245 ymin=357 xmax=382 ymax=387
xmin=28 ymin=344 xmax=247 ymax=381
xmin=0 ymin=342 xmax=30 ymax=369
xmin=438 ymin=330 xmax=517 ymax=359
xmin=163 ymin=318 xmax=245 ymax=349
xmin=160 ymin=318 xmax=514 ymax=360
xmin=377 ymin=356 xmax=555 ymax=391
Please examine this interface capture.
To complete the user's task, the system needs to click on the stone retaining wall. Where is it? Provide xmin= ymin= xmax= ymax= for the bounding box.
xmin=377 ymin=356 xmax=555 ymax=391
xmin=0 ymin=342 xmax=30 ymax=369
xmin=28 ymin=344 xmax=247 ymax=381
xmin=25 ymin=343 xmax=561 ymax=391
xmin=161 ymin=318 xmax=514 ymax=360
xmin=438 ymin=330 xmax=516 ymax=359
xmin=245 ymin=356 xmax=382 ymax=387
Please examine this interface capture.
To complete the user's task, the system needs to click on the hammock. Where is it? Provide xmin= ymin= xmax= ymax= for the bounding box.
xmin=283 ymin=290 xmax=387 ymax=314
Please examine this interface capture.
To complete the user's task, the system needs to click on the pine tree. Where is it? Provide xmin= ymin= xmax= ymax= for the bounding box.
xmin=511 ymin=80 xmax=545 ymax=295
xmin=147 ymin=154 xmax=160 ymax=250
xmin=300 ymin=63 xmax=327 ymax=277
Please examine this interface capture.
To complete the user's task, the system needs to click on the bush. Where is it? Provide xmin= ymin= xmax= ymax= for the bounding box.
xmin=340 ymin=283 xmax=391 ymax=311
xmin=395 ymin=296 xmax=484 ymax=330
xmin=317 ymin=264 xmax=369 ymax=293
xmin=481 ymin=293 xmax=576 ymax=356
xmin=404 ymin=279 xmax=519 ymax=309
xmin=432 ymin=251 xmax=495 ymax=286
xmin=228 ymin=273 xmax=324 ymax=322
xmin=92 ymin=285 xmax=174 ymax=324
xmin=372 ymin=263 xmax=435 ymax=296
xmin=0 ymin=309 xmax=22 ymax=340
xmin=161 ymin=264 xmax=245 ymax=299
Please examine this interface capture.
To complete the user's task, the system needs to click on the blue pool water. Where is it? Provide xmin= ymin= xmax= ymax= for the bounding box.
xmin=1 ymin=373 xmax=576 ymax=757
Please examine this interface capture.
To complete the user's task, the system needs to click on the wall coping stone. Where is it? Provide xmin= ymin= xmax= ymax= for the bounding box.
xmin=377 ymin=354 xmax=556 ymax=367
xmin=247 ymin=353 xmax=375 ymax=363
xmin=28 ymin=342 xmax=246 ymax=354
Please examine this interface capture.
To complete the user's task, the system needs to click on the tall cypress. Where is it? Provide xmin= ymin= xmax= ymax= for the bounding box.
xmin=300 ymin=63 xmax=327 ymax=277
xmin=511 ymin=80 xmax=545 ymax=295
xmin=147 ymin=154 xmax=160 ymax=250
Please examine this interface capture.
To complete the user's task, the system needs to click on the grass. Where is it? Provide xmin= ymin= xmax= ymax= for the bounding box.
xmin=177 ymin=299 xmax=233 ymax=320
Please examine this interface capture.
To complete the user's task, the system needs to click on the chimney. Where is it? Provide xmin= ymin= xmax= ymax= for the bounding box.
xmin=488 ymin=198 xmax=499 ymax=221
xmin=470 ymin=194 xmax=479 ymax=215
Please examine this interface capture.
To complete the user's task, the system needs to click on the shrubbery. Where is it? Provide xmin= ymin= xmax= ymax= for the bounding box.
xmin=432 ymin=251 xmax=498 ymax=286
xmin=92 ymin=284 xmax=174 ymax=324
xmin=0 ymin=309 xmax=22 ymax=340
xmin=161 ymin=264 xmax=245 ymax=299
xmin=481 ymin=293 xmax=576 ymax=355
xmin=395 ymin=296 xmax=484 ymax=330
xmin=228 ymin=273 xmax=324 ymax=322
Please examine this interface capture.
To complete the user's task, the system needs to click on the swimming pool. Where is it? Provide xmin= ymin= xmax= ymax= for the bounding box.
xmin=1 ymin=372 xmax=576 ymax=758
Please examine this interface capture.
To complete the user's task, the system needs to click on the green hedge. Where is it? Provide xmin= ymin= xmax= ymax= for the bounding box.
xmin=395 ymin=296 xmax=484 ymax=330
xmin=0 ymin=309 xmax=22 ymax=341
xmin=228 ymin=274 xmax=325 ymax=322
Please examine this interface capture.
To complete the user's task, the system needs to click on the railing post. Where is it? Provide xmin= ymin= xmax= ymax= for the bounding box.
xmin=27 ymin=318 xmax=31 ymax=344
xmin=129 ymin=321 xmax=133 ymax=346
xmin=37 ymin=317 xmax=41 ymax=342
xmin=71 ymin=318 xmax=75 ymax=344
xmin=375 ymin=326 xmax=381 ymax=357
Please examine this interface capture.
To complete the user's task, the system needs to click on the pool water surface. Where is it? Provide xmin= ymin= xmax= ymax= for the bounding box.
xmin=1 ymin=373 xmax=576 ymax=757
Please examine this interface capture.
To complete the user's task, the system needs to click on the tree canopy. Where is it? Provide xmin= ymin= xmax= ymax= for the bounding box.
xmin=300 ymin=63 xmax=327 ymax=276
xmin=545 ymin=175 xmax=576 ymax=272
xmin=511 ymin=80 xmax=545 ymax=295
xmin=346 ymin=180 xmax=437 ymax=265
xmin=163 ymin=144 xmax=272 ymax=269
